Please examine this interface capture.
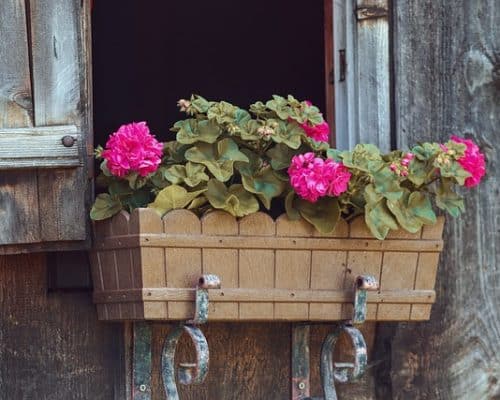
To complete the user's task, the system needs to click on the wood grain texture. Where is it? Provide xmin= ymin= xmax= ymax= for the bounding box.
xmin=0 ymin=125 xmax=81 ymax=168
xmin=0 ymin=254 xmax=125 ymax=399
xmin=381 ymin=1 xmax=500 ymax=398
xmin=0 ymin=0 xmax=92 ymax=248
xmin=92 ymin=211 xmax=443 ymax=322
xmin=0 ymin=0 xmax=41 ymax=246
xmin=148 ymin=322 xmax=376 ymax=400
xmin=29 ymin=0 xmax=92 ymax=244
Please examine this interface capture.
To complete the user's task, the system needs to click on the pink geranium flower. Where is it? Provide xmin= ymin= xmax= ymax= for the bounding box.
xmin=299 ymin=100 xmax=330 ymax=143
xmin=300 ymin=121 xmax=330 ymax=143
xmin=102 ymin=122 xmax=163 ymax=177
xmin=288 ymin=152 xmax=351 ymax=202
xmin=451 ymin=136 xmax=486 ymax=187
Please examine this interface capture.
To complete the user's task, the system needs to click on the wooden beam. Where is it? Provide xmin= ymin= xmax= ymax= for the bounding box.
xmin=0 ymin=125 xmax=82 ymax=169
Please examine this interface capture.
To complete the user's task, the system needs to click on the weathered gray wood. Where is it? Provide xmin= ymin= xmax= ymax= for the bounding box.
xmin=0 ymin=125 xmax=82 ymax=169
xmin=0 ymin=0 xmax=42 ymax=245
xmin=383 ymin=1 xmax=500 ymax=399
xmin=29 ymin=0 xmax=92 ymax=243
xmin=335 ymin=0 xmax=390 ymax=151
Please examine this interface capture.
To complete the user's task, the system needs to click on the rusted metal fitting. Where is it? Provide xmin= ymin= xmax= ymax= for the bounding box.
xmin=198 ymin=274 xmax=221 ymax=290
xmin=352 ymin=274 xmax=379 ymax=325
xmin=162 ymin=325 xmax=209 ymax=400
xmin=189 ymin=274 xmax=221 ymax=325
xmin=61 ymin=135 xmax=76 ymax=147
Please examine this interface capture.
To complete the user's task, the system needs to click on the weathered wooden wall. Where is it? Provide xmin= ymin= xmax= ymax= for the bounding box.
xmin=380 ymin=0 xmax=500 ymax=399
xmin=0 ymin=254 xmax=125 ymax=399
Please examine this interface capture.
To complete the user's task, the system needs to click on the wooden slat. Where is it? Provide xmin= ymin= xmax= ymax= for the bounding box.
xmin=202 ymin=211 xmax=239 ymax=319
xmin=163 ymin=210 xmax=202 ymax=319
xmin=377 ymin=252 xmax=418 ymax=320
xmin=0 ymin=0 xmax=41 ymax=246
xmin=238 ymin=213 xmax=276 ymax=320
xmin=28 ymin=0 xmax=92 ymax=243
xmin=0 ymin=125 xmax=81 ymax=169
xmin=275 ymin=217 xmax=311 ymax=320
xmin=130 ymin=208 xmax=166 ymax=319
xmin=94 ymin=288 xmax=436 ymax=305
xmin=96 ymin=234 xmax=444 ymax=252
xmin=309 ymin=250 xmax=347 ymax=320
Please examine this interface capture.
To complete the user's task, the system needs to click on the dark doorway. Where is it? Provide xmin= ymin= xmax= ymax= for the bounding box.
xmin=92 ymin=0 xmax=326 ymax=143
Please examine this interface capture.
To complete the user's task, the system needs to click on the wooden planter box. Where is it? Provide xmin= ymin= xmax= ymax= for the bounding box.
xmin=90 ymin=209 xmax=444 ymax=322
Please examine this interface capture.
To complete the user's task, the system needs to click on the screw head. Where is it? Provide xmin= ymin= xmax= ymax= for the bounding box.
xmin=61 ymin=135 xmax=75 ymax=147
xmin=298 ymin=382 xmax=306 ymax=390
xmin=139 ymin=384 xmax=147 ymax=392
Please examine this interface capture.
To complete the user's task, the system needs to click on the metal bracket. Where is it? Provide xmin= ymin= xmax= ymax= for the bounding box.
xmin=291 ymin=275 xmax=379 ymax=400
xmin=131 ymin=274 xmax=220 ymax=400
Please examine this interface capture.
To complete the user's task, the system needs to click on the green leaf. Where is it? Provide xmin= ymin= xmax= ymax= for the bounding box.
xmin=207 ymin=101 xmax=239 ymax=124
xmin=387 ymin=191 xmax=436 ymax=233
xmin=340 ymin=144 xmax=384 ymax=173
xmin=185 ymin=138 xmax=249 ymax=182
xmin=364 ymin=185 xmax=398 ymax=239
xmin=295 ymin=196 xmax=341 ymax=234
xmin=436 ymin=159 xmax=470 ymax=186
xmin=285 ymin=190 xmax=301 ymax=220
xmin=266 ymin=143 xmax=298 ymax=170
xmin=90 ymin=193 xmax=122 ymax=220
xmin=271 ymin=121 xmax=303 ymax=149
xmin=149 ymin=185 xmax=207 ymax=215
xmin=407 ymin=159 xmax=428 ymax=186
xmin=435 ymin=179 xmax=465 ymax=217
xmin=164 ymin=162 xmax=209 ymax=187
xmin=163 ymin=140 xmax=190 ymax=163
xmin=411 ymin=142 xmax=442 ymax=161
xmin=122 ymin=188 xmax=153 ymax=210
xmin=188 ymin=195 xmax=208 ymax=210
xmin=241 ymin=166 xmax=286 ymax=209
xmin=266 ymin=95 xmax=291 ymax=119
xmin=205 ymin=180 xmax=259 ymax=217
xmin=190 ymin=94 xmax=212 ymax=113
xmin=372 ymin=167 xmax=403 ymax=201
xmin=174 ymin=119 xmax=222 ymax=144
xmin=326 ymin=149 xmax=343 ymax=162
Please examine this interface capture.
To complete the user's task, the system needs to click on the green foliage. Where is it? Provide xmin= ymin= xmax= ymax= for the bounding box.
xmin=92 ymin=94 xmax=481 ymax=239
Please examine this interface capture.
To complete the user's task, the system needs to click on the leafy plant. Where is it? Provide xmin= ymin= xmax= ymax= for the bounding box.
xmin=91 ymin=95 xmax=486 ymax=239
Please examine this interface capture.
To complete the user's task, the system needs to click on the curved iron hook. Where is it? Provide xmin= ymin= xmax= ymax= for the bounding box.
xmin=320 ymin=324 xmax=368 ymax=400
xmin=161 ymin=324 xmax=210 ymax=400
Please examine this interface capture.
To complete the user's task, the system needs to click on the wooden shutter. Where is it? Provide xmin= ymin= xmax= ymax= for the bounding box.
xmin=333 ymin=0 xmax=390 ymax=151
xmin=0 ymin=0 xmax=92 ymax=253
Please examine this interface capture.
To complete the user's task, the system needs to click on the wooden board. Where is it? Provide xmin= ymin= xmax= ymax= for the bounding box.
xmin=375 ymin=1 xmax=500 ymax=398
xmin=0 ymin=253 xmax=125 ymax=399
xmin=92 ymin=210 xmax=443 ymax=322
xmin=0 ymin=0 xmax=92 ymax=249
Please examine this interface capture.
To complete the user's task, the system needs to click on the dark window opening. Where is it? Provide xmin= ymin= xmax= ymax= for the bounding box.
xmin=92 ymin=0 xmax=328 ymax=143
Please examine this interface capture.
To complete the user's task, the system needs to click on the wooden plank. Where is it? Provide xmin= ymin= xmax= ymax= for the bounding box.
xmin=94 ymin=288 xmax=436 ymax=305
xmin=238 ymin=213 xmax=275 ymax=320
xmin=0 ymin=254 xmax=124 ymax=399
xmin=163 ymin=209 xmax=202 ymax=319
xmin=377 ymin=252 xmax=418 ymax=320
xmin=97 ymin=234 xmax=444 ymax=252
xmin=0 ymin=125 xmax=81 ymax=168
xmin=29 ymin=0 xmax=92 ymax=243
xmin=202 ymin=211 xmax=239 ymax=320
xmin=379 ymin=1 xmax=500 ymax=398
xmin=130 ymin=208 xmax=167 ymax=319
xmin=0 ymin=0 xmax=41 ymax=246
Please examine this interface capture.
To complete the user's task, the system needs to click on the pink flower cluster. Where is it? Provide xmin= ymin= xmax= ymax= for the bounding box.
xmin=299 ymin=100 xmax=330 ymax=143
xmin=300 ymin=121 xmax=330 ymax=143
xmin=390 ymin=152 xmax=415 ymax=177
xmin=451 ymin=136 xmax=486 ymax=187
xmin=102 ymin=122 xmax=163 ymax=177
xmin=288 ymin=152 xmax=351 ymax=202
